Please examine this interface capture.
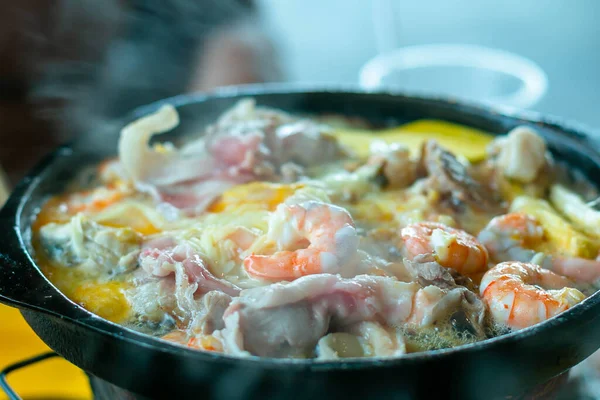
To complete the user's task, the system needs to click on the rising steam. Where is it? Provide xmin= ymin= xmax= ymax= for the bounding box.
xmin=30 ymin=0 xmax=254 ymax=153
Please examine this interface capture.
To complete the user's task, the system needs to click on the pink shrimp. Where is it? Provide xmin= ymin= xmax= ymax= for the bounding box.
xmin=243 ymin=201 xmax=359 ymax=281
xmin=401 ymin=222 xmax=489 ymax=274
xmin=478 ymin=212 xmax=600 ymax=284
xmin=480 ymin=262 xmax=585 ymax=329
xmin=161 ymin=330 xmax=222 ymax=352
xmin=477 ymin=213 xmax=545 ymax=263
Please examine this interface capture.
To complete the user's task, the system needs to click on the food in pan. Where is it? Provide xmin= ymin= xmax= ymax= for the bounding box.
xmin=32 ymin=99 xmax=600 ymax=359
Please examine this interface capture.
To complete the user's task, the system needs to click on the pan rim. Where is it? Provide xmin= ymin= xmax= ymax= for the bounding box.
xmin=4 ymin=83 xmax=600 ymax=371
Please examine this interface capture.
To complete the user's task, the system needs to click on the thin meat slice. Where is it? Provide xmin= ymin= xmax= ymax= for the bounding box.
xmin=118 ymin=104 xmax=273 ymax=214
xmin=128 ymin=241 xmax=240 ymax=325
xmin=216 ymin=269 xmax=489 ymax=358
xmin=118 ymin=105 xmax=270 ymax=188
xmin=214 ymin=274 xmax=420 ymax=358
xmin=139 ymin=243 xmax=241 ymax=297
xmin=117 ymin=100 xmax=350 ymax=215
xmin=189 ymin=291 xmax=233 ymax=335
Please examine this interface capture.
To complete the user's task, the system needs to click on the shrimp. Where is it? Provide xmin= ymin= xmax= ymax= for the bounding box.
xmin=480 ymin=262 xmax=585 ymax=329
xmin=161 ymin=330 xmax=190 ymax=346
xmin=478 ymin=212 xmax=600 ymax=284
xmin=401 ymin=222 xmax=489 ymax=274
xmin=477 ymin=213 xmax=545 ymax=263
xmin=243 ymin=200 xmax=359 ymax=281
xmin=161 ymin=330 xmax=222 ymax=352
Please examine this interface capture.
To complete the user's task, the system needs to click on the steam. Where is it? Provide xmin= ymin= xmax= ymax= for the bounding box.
xmin=30 ymin=0 xmax=254 ymax=154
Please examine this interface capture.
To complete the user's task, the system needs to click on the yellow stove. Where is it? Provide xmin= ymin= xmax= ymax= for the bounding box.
xmin=0 ymin=304 xmax=92 ymax=400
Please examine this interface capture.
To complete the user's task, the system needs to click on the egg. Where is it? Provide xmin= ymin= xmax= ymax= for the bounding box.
xmin=209 ymin=182 xmax=305 ymax=213
xmin=71 ymin=281 xmax=132 ymax=323
xmin=332 ymin=119 xmax=493 ymax=162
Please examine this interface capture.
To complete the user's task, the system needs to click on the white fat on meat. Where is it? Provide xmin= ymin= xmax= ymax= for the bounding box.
xmin=214 ymin=273 xmax=477 ymax=358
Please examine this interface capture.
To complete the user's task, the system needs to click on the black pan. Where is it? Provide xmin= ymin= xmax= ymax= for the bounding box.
xmin=2 ymin=86 xmax=600 ymax=400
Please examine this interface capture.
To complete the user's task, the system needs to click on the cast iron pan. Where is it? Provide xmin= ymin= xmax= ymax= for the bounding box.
xmin=1 ymin=86 xmax=600 ymax=400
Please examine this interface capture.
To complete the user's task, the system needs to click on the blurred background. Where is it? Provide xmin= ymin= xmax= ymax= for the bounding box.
xmin=257 ymin=0 xmax=599 ymax=124
xmin=1 ymin=0 xmax=600 ymax=399
xmin=2 ymin=0 xmax=600 ymax=185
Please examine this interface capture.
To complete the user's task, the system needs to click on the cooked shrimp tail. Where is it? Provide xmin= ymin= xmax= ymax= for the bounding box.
xmin=477 ymin=212 xmax=546 ymax=265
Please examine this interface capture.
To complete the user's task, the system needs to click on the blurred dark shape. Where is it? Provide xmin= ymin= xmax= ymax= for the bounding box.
xmin=0 ymin=0 xmax=279 ymax=186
